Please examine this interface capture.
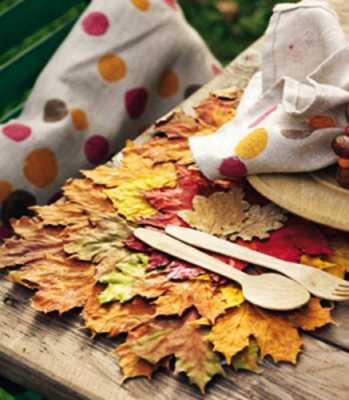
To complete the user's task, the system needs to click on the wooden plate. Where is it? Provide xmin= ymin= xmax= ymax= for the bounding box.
xmin=248 ymin=167 xmax=349 ymax=231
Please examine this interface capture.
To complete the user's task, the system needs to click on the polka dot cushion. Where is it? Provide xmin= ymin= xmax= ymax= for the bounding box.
xmin=0 ymin=0 xmax=219 ymax=217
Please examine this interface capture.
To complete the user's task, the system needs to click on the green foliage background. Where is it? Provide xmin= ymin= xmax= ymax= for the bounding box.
xmin=179 ymin=0 xmax=294 ymax=65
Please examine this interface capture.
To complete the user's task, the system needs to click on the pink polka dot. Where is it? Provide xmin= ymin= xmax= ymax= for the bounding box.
xmin=164 ymin=0 xmax=178 ymax=10
xmin=125 ymin=88 xmax=148 ymax=119
xmin=82 ymin=12 xmax=109 ymax=36
xmin=219 ymin=157 xmax=247 ymax=179
xmin=2 ymin=123 xmax=31 ymax=142
xmin=212 ymin=63 xmax=222 ymax=76
xmin=84 ymin=135 xmax=109 ymax=165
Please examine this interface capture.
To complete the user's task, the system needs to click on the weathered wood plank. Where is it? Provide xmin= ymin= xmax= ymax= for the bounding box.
xmin=1 ymin=278 xmax=349 ymax=400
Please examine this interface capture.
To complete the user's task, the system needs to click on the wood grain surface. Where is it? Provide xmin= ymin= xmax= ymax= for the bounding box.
xmin=1 ymin=1 xmax=349 ymax=399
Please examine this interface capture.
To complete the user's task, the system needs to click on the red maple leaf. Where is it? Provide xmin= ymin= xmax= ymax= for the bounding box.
xmin=256 ymin=218 xmax=332 ymax=263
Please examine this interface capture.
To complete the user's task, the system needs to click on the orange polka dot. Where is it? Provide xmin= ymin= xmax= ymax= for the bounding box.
xmin=0 ymin=180 xmax=12 ymax=202
xmin=158 ymin=70 xmax=179 ymax=98
xmin=71 ymin=108 xmax=89 ymax=130
xmin=23 ymin=148 xmax=58 ymax=188
xmin=98 ymin=54 xmax=127 ymax=82
xmin=235 ymin=128 xmax=268 ymax=160
xmin=307 ymin=115 xmax=337 ymax=130
xmin=131 ymin=0 xmax=150 ymax=11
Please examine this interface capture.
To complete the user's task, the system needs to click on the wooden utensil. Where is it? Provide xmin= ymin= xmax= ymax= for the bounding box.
xmin=166 ymin=226 xmax=349 ymax=301
xmin=134 ymin=228 xmax=310 ymax=311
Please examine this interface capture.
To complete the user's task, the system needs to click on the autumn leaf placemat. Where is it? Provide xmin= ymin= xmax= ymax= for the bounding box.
xmin=0 ymin=89 xmax=344 ymax=393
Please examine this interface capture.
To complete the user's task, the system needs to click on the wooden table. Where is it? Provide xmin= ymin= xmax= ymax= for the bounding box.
xmin=1 ymin=1 xmax=349 ymax=398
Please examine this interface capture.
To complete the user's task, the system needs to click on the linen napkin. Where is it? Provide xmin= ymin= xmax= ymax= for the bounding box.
xmin=0 ymin=0 xmax=219 ymax=214
xmin=191 ymin=0 xmax=349 ymax=180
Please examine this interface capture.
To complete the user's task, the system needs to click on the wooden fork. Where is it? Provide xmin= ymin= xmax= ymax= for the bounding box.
xmin=166 ymin=226 xmax=349 ymax=302
xmin=134 ymin=228 xmax=310 ymax=311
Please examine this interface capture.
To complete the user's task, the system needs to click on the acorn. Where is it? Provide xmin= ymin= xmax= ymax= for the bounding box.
xmin=332 ymin=129 xmax=349 ymax=188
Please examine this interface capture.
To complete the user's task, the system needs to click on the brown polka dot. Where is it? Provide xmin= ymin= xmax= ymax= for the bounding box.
xmin=0 ymin=180 xmax=12 ymax=203
xmin=71 ymin=108 xmax=89 ymax=130
xmin=44 ymin=99 xmax=68 ymax=122
xmin=281 ymin=129 xmax=312 ymax=140
xmin=23 ymin=148 xmax=58 ymax=188
xmin=98 ymin=54 xmax=127 ymax=82
xmin=158 ymin=70 xmax=179 ymax=98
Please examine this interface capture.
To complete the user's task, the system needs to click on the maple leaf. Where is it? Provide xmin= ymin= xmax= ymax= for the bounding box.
xmin=83 ymin=154 xmax=176 ymax=189
xmin=63 ymin=178 xmax=115 ymax=217
xmin=98 ymin=253 xmax=169 ymax=304
xmin=219 ymin=286 xmax=244 ymax=308
xmin=154 ymin=280 xmax=231 ymax=323
xmin=123 ymin=137 xmax=193 ymax=165
xmin=114 ymin=343 xmax=155 ymax=380
xmin=9 ymin=254 xmax=96 ymax=313
xmin=64 ymin=215 xmax=130 ymax=263
xmin=139 ymin=212 xmax=187 ymax=229
xmin=152 ymin=111 xmax=211 ymax=139
xmin=194 ymin=91 xmax=239 ymax=128
xmin=179 ymin=189 xmax=248 ymax=236
xmin=0 ymin=219 xmax=64 ymax=269
xmin=300 ymin=255 xmax=345 ymax=278
xmin=104 ymin=163 xmax=177 ymax=221
xmin=208 ymin=303 xmax=303 ymax=364
xmin=256 ymin=218 xmax=332 ymax=263
xmin=83 ymin=286 xmax=155 ymax=337
xmin=229 ymin=204 xmax=287 ymax=241
xmin=287 ymin=298 xmax=334 ymax=331
xmin=32 ymin=199 xmax=88 ymax=226
xmin=232 ymin=339 xmax=262 ymax=373
xmin=118 ymin=310 xmax=224 ymax=392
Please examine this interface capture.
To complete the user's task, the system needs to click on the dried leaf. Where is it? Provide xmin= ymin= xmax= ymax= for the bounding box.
xmin=194 ymin=93 xmax=237 ymax=128
xmin=98 ymin=253 xmax=168 ymax=304
xmin=32 ymin=199 xmax=87 ymax=226
xmin=114 ymin=344 xmax=155 ymax=380
xmin=154 ymin=280 xmax=230 ymax=323
xmin=219 ymin=286 xmax=244 ymax=308
xmin=63 ymin=178 xmax=115 ymax=217
xmin=0 ymin=222 xmax=64 ymax=269
xmin=64 ymin=216 xmax=130 ymax=263
xmin=83 ymin=155 xmax=175 ymax=189
xmin=152 ymin=111 xmax=211 ymax=139
xmin=119 ymin=310 xmax=224 ymax=392
xmin=104 ymin=163 xmax=177 ymax=221
xmin=179 ymin=189 xmax=248 ymax=236
xmin=9 ymin=255 xmax=96 ymax=313
xmin=232 ymin=339 xmax=262 ymax=373
xmin=287 ymin=298 xmax=334 ymax=331
xmin=83 ymin=286 xmax=155 ymax=337
xmin=256 ymin=219 xmax=332 ymax=263
xmin=123 ymin=137 xmax=193 ymax=165
xmin=208 ymin=303 xmax=303 ymax=364
xmin=229 ymin=204 xmax=287 ymax=241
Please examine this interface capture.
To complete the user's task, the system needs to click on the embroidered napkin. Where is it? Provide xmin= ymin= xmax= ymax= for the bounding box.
xmin=191 ymin=0 xmax=349 ymax=180
xmin=0 ymin=0 xmax=219 ymax=213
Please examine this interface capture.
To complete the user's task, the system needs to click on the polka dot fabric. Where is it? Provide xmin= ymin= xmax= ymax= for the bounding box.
xmin=0 ymin=0 xmax=219 ymax=214
xmin=190 ymin=1 xmax=349 ymax=181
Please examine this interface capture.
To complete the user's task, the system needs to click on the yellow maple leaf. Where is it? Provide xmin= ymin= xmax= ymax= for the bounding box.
xmin=9 ymin=255 xmax=96 ymax=314
xmin=104 ymin=165 xmax=177 ymax=221
xmin=232 ymin=339 xmax=262 ymax=373
xmin=154 ymin=280 xmax=234 ymax=323
xmin=287 ymin=297 xmax=334 ymax=331
xmin=83 ymin=286 xmax=155 ymax=337
xmin=208 ymin=303 xmax=303 ymax=364
xmin=219 ymin=285 xmax=245 ymax=308
xmin=301 ymin=254 xmax=346 ymax=279
xmin=179 ymin=188 xmax=248 ymax=236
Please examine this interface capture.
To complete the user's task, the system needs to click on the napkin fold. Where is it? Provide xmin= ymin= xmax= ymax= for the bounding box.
xmin=191 ymin=0 xmax=349 ymax=180
xmin=0 ymin=0 xmax=219 ymax=211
